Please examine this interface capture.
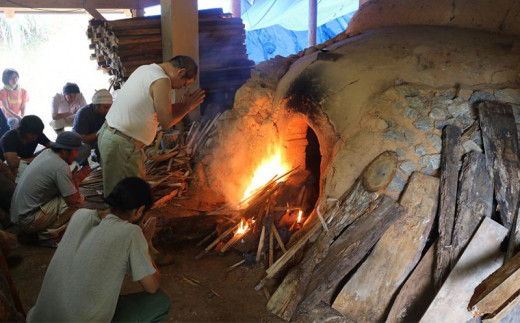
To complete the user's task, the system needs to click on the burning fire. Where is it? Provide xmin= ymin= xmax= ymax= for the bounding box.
xmin=236 ymin=218 xmax=250 ymax=235
xmin=241 ymin=150 xmax=290 ymax=201
xmin=297 ymin=210 xmax=303 ymax=224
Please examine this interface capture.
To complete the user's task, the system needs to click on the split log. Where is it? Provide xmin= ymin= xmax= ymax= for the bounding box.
xmin=386 ymin=239 xmax=437 ymax=323
xmin=434 ymin=125 xmax=462 ymax=290
xmin=299 ymin=195 xmax=405 ymax=311
xmin=332 ymin=172 xmax=439 ymax=322
xmin=478 ymin=101 xmax=520 ymax=259
xmin=451 ymin=151 xmax=493 ymax=264
xmin=420 ymin=217 xmax=507 ymax=322
xmin=469 ymin=249 xmax=520 ymax=318
xmin=264 ymin=151 xmax=398 ymax=321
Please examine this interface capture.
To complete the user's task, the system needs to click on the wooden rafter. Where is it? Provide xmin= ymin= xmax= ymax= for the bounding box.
xmin=0 ymin=0 xmax=159 ymax=9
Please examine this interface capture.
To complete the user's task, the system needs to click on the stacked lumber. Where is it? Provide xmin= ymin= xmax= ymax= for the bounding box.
xmin=254 ymin=102 xmax=520 ymax=321
xmin=86 ymin=8 xmax=254 ymax=114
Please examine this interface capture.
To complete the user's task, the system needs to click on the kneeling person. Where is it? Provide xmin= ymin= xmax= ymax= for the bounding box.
xmin=10 ymin=131 xmax=90 ymax=243
xmin=27 ymin=177 xmax=171 ymax=322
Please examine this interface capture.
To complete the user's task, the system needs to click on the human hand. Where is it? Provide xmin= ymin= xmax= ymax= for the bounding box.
xmin=73 ymin=165 xmax=90 ymax=184
xmin=181 ymin=89 xmax=205 ymax=112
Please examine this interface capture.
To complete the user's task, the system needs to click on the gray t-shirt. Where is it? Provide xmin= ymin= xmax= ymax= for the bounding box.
xmin=10 ymin=149 xmax=77 ymax=224
xmin=27 ymin=209 xmax=156 ymax=322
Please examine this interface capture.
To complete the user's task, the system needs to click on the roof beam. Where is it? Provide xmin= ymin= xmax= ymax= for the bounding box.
xmin=0 ymin=0 xmax=159 ymax=9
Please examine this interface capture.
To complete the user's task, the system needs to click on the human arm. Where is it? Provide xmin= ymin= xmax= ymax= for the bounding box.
xmin=72 ymin=108 xmax=98 ymax=144
xmin=151 ymin=78 xmax=205 ymax=130
xmin=62 ymin=165 xmax=90 ymax=206
xmin=52 ymin=94 xmax=78 ymax=120
xmin=138 ymin=217 xmax=160 ymax=293
xmin=1 ymin=100 xmax=21 ymax=120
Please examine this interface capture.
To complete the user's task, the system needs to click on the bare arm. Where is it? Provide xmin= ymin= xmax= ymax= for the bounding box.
xmin=3 ymin=152 xmax=21 ymax=175
xmin=20 ymin=102 xmax=25 ymax=117
xmin=1 ymin=100 xmax=21 ymax=120
xmin=79 ymin=132 xmax=98 ymax=144
xmin=139 ymin=273 xmax=160 ymax=293
xmin=151 ymin=78 xmax=205 ymax=129
xmin=63 ymin=191 xmax=84 ymax=206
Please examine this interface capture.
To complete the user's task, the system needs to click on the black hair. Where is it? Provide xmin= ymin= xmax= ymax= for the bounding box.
xmin=17 ymin=115 xmax=44 ymax=138
xmin=104 ymin=177 xmax=153 ymax=213
xmin=2 ymin=68 xmax=19 ymax=86
xmin=168 ymin=55 xmax=198 ymax=80
xmin=62 ymin=82 xmax=80 ymax=95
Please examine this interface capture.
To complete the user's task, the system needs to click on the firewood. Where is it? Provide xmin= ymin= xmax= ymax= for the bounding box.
xmin=478 ymin=101 xmax=520 ymax=260
xmin=332 ymin=173 xmax=439 ymax=322
xmin=256 ymin=226 xmax=266 ymax=262
xmin=451 ymin=151 xmax=493 ymax=265
xmin=435 ymin=125 xmax=462 ymax=291
xmin=151 ymin=189 xmax=179 ymax=210
xmin=262 ymin=151 xmax=398 ymax=321
xmin=299 ymin=195 xmax=404 ymax=312
xmin=196 ymin=230 xmax=217 ymax=247
xmin=196 ymin=223 xmax=240 ymax=260
xmin=227 ymin=259 xmax=246 ymax=272
xmin=469 ymin=248 xmax=520 ymax=318
xmin=271 ymin=223 xmax=287 ymax=253
xmin=386 ymin=240 xmax=438 ymax=323
xmin=269 ymin=228 xmax=274 ymax=267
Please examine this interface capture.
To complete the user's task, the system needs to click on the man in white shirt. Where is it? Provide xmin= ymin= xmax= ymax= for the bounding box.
xmin=98 ymin=55 xmax=205 ymax=196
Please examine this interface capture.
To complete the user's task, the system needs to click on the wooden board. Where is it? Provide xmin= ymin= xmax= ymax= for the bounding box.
xmin=332 ymin=172 xmax=439 ymax=322
xmin=435 ymin=125 xmax=462 ymax=289
xmin=419 ymin=217 xmax=507 ymax=322
xmin=386 ymin=240 xmax=437 ymax=323
xmin=299 ymin=195 xmax=405 ymax=311
xmin=469 ymin=248 xmax=520 ymax=317
xmin=451 ymin=151 xmax=493 ymax=264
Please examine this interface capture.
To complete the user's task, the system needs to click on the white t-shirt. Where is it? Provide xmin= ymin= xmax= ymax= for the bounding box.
xmin=105 ymin=64 xmax=170 ymax=145
xmin=27 ymin=209 xmax=156 ymax=322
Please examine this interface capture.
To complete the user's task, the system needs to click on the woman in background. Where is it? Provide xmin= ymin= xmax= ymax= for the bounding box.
xmin=51 ymin=82 xmax=86 ymax=134
xmin=0 ymin=68 xmax=29 ymax=130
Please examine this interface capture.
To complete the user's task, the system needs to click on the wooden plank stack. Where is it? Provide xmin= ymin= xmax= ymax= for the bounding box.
xmin=86 ymin=8 xmax=255 ymax=113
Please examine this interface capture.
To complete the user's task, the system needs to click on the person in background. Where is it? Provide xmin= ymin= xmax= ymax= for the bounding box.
xmin=50 ymin=82 xmax=86 ymax=134
xmin=27 ymin=177 xmax=170 ymax=322
xmin=98 ymin=55 xmax=205 ymax=197
xmin=10 ymin=131 xmax=90 ymax=246
xmin=72 ymin=89 xmax=112 ymax=165
xmin=0 ymin=68 xmax=29 ymax=129
xmin=0 ymin=115 xmax=51 ymax=180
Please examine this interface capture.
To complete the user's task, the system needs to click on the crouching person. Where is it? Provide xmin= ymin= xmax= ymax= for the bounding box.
xmin=9 ymin=131 xmax=90 ymax=245
xmin=27 ymin=177 xmax=171 ymax=322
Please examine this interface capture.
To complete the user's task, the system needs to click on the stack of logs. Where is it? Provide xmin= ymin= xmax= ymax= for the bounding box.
xmin=201 ymin=101 xmax=520 ymax=321
xmin=86 ymin=8 xmax=254 ymax=114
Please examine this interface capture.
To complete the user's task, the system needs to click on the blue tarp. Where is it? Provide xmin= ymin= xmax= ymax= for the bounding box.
xmin=241 ymin=0 xmax=358 ymax=63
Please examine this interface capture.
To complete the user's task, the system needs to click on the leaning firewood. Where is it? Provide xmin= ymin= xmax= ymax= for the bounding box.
xmin=196 ymin=222 xmax=240 ymax=259
xmin=386 ymin=239 xmax=438 ymax=323
xmin=271 ymin=223 xmax=287 ymax=253
xmin=259 ymin=152 xmax=397 ymax=291
xmin=451 ymin=151 xmax=493 ymax=264
xmin=332 ymin=172 xmax=439 ymax=322
xmin=469 ymin=248 xmax=520 ymax=318
xmin=435 ymin=125 xmax=462 ymax=291
xmin=227 ymin=259 xmax=246 ymax=272
xmin=263 ymin=151 xmax=398 ymax=321
xmin=298 ymin=195 xmax=404 ymax=312
xmin=269 ymin=227 xmax=274 ymax=266
xmin=151 ymin=189 xmax=179 ymax=210
xmin=478 ymin=101 xmax=520 ymax=259
xmin=256 ymin=226 xmax=266 ymax=262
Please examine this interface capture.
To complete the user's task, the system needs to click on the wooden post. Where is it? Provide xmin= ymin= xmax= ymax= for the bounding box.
xmin=308 ymin=0 xmax=317 ymax=47
xmin=231 ymin=0 xmax=241 ymax=18
xmin=160 ymin=0 xmax=200 ymax=120
xmin=434 ymin=125 xmax=462 ymax=290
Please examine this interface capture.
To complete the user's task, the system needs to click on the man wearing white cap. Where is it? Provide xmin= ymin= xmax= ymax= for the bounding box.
xmin=10 ymin=131 xmax=90 ymax=246
xmin=73 ymin=89 xmax=112 ymax=165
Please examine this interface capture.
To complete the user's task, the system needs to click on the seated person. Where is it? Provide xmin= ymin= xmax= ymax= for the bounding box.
xmin=27 ymin=177 xmax=171 ymax=322
xmin=0 ymin=109 xmax=8 ymax=140
xmin=0 ymin=115 xmax=51 ymax=180
xmin=50 ymin=82 xmax=86 ymax=134
xmin=72 ymin=89 xmax=112 ymax=165
xmin=10 ymin=131 xmax=90 ymax=245
xmin=0 ymin=68 xmax=28 ymax=130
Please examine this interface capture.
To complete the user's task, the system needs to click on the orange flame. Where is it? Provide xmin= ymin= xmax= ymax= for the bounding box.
xmin=297 ymin=210 xmax=303 ymax=223
xmin=236 ymin=218 xmax=250 ymax=235
xmin=242 ymin=150 xmax=290 ymax=201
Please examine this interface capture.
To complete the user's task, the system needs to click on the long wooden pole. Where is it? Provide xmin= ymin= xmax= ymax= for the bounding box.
xmin=308 ymin=0 xmax=317 ymax=47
